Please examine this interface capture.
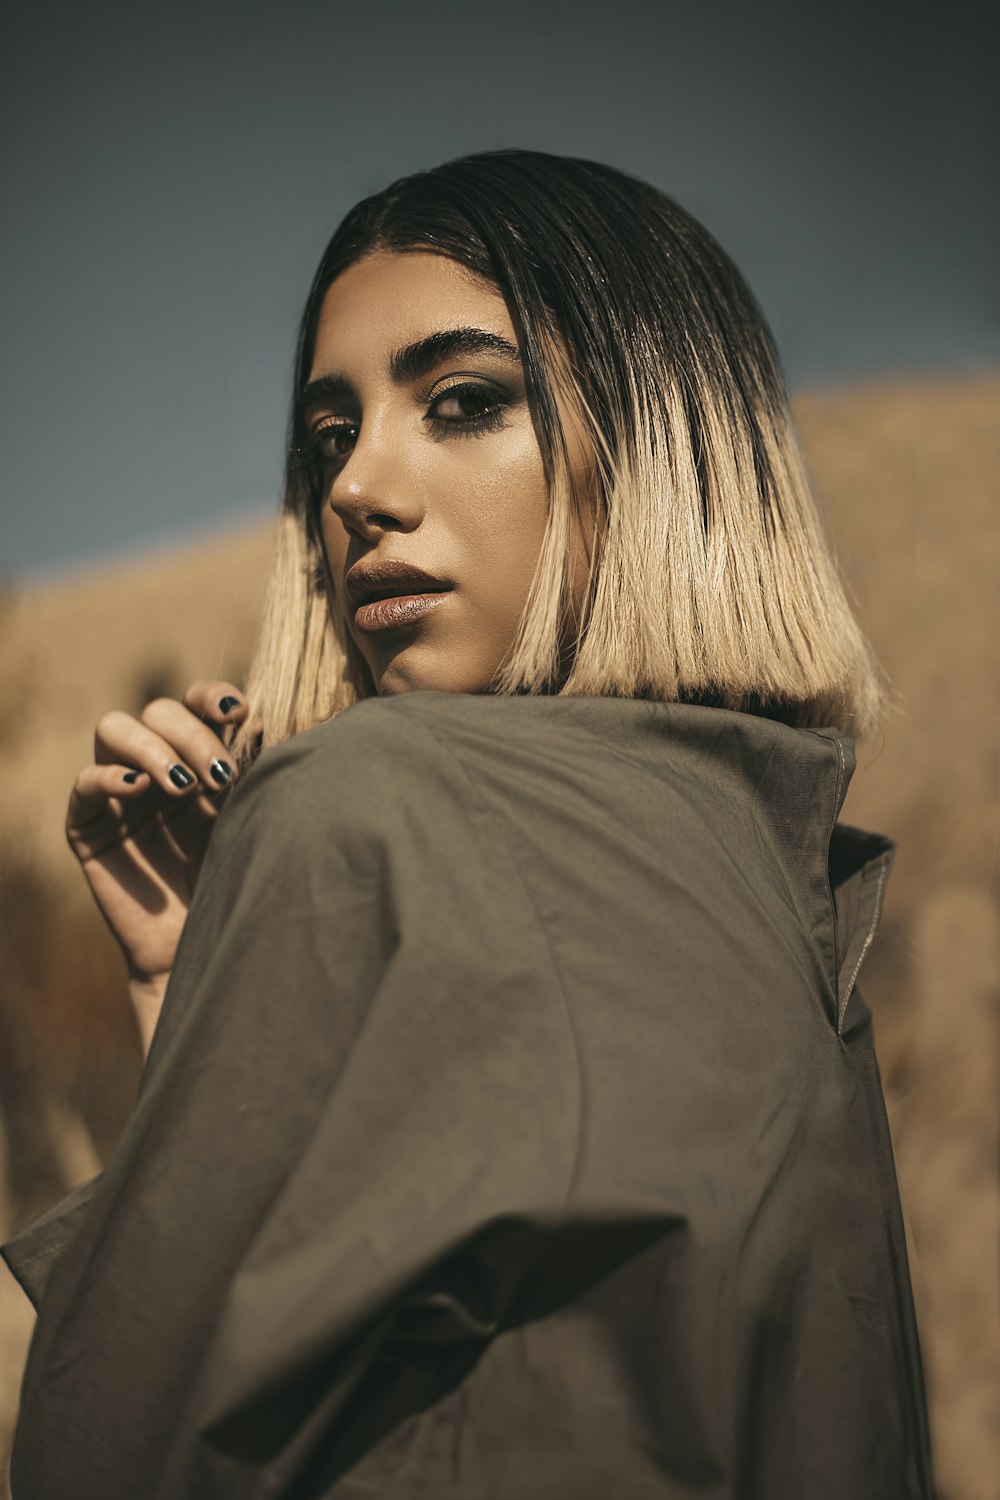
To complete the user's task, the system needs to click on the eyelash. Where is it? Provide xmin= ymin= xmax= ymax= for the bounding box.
xmin=297 ymin=382 xmax=512 ymax=475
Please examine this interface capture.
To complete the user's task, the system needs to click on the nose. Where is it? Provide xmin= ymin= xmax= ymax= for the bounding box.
xmin=326 ymin=420 xmax=424 ymax=539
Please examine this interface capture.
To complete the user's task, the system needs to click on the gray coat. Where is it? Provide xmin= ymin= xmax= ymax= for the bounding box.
xmin=2 ymin=692 xmax=933 ymax=1498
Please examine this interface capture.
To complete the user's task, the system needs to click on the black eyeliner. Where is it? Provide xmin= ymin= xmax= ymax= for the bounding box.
xmin=296 ymin=381 xmax=513 ymax=473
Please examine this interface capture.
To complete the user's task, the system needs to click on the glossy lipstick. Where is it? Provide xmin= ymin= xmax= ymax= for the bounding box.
xmin=346 ymin=558 xmax=454 ymax=634
xmin=353 ymin=591 xmax=451 ymax=633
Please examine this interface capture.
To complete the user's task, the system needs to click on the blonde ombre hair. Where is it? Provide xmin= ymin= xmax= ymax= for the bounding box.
xmin=234 ymin=149 xmax=887 ymax=767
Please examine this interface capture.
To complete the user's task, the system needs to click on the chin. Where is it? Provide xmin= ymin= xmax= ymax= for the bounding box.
xmin=369 ymin=652 xmax=496 ymax=698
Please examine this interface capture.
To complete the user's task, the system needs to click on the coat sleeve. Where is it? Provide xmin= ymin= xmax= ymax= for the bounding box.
xmin=1 ymin=1170 xmax=105 ymax=1311
xmin=6 ymin=705 xmax=588 ymax=1500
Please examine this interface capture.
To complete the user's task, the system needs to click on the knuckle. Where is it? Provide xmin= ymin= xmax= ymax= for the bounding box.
xmin=95 ymin=709 xmax=124 ymax=741
xmin=141 ymin=696 xmax=175 ymax=726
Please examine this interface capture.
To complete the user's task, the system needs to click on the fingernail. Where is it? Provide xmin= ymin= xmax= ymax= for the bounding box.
xmin=123 ymin=771 xmax=139 ymax=784
xmin=218 ymin=696 xmax=242 ymax=714
xmin=209 ymin=759 xmax=233 ymax=786
xmin=169 ymin=764 xmax=195 ymax=789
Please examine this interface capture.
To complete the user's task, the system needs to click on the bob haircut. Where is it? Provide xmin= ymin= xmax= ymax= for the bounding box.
xmin=235 ymin=147 xmax=887 ymax=765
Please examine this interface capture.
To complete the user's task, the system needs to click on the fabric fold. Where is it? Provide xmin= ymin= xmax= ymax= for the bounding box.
xmin=829 ymin=821 xmax=897 ymax=1031
xmin=4 ymin=694 xmax=932 ymax=1499
xmin=1 ymin=1170 xmax=105 ymax=1311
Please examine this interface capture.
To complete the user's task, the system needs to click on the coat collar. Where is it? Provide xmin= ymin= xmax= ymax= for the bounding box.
xmin=829 ymin=820 xmax=896 ymax=1036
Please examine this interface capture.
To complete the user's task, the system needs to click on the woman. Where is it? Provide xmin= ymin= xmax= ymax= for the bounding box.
xmin=3 ymin=149 xmax=933 ymax=1498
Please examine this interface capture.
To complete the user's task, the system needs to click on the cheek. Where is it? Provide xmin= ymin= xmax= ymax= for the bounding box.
xmin=415 ymin=427 xmax=552 ymax=668
xmin=320 ymin=508 xmax=351 ymax=577
xmin=445 ymin=425 xmax=550 ymax=564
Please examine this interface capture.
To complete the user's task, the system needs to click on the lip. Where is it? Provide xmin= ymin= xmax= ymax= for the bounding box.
xmin=345 ymin=558 xmax=454 ymax=635
xmin=353 ymin=591 xmax=452 ymax=633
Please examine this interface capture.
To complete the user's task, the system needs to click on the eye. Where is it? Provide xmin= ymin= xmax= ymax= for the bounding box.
xmin=293 ymin=380 xmax=512 ymax=489
xmin=293 ymin=419 xmax=358 ymax=488
xmin=311 ymin=419 xmax=358 ymax=460
xmin=425 ymin=381 xmax=512 ymax=437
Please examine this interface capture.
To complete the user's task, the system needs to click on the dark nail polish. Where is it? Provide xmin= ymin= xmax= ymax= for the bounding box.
xmin=218 ymin=696 xmax=242 ymax=714
xmin=209 ymin=759 xmax=233 ymax=786
xmin=123 ymin=771 xmax=139 ymax=784
xmin=169 ymin=764 xmax=195 ymax=789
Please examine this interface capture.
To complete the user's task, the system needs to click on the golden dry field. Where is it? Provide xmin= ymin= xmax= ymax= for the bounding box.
xmin=1 ymin=372 xmax=998 ymax=1498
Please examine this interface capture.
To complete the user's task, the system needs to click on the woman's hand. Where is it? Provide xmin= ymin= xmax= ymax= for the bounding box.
xmin=67 ymin=682 xmax=251 ymax=1017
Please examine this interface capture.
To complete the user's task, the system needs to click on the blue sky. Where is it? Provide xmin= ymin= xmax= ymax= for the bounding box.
xmin=3 ymin=0 xmax=996 ymax=576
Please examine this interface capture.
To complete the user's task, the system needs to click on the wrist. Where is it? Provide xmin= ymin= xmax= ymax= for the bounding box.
xmin=128 ymin=972 xmax=170 ymax=1059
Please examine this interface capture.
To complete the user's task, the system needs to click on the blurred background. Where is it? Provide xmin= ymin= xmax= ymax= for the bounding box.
xmin=1 ymin=1 xmax=997 ymax=1495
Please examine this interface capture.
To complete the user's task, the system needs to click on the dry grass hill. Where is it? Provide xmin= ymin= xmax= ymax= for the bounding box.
xmin=1 ymin=372 xmax=998 ymax=1498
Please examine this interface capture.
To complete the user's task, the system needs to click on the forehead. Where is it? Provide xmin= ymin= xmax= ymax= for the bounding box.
xmin=310 ymin=251 xmax=515 ymax=374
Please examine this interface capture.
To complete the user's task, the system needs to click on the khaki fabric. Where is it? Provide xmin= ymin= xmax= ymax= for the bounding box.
xmin=2 ymin=693 xmax=933 ymax=1498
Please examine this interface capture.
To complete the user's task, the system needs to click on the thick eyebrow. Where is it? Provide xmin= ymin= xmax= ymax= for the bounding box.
xmin=297 ymin=326 xmax=523 ymax=420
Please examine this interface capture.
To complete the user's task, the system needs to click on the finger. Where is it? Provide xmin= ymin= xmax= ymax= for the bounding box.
xmin=139 ymin=697 xmax=237 ymax=791
xmin=70 ymin=763 xmax=152 ymax=813
xmin=182 ymin=680 xmax=249 ymax=728
xmin=67 ymin=764 xmax=153 ymax=852
xmin=94 ymin=709 xmax=203 ymax=796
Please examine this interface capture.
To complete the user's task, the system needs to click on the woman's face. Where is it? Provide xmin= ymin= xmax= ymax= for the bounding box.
xmin=303 ymin=250 xmax=594 ymax=695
